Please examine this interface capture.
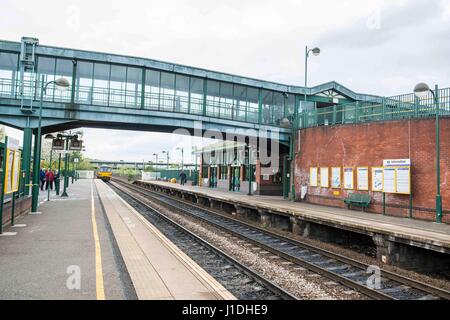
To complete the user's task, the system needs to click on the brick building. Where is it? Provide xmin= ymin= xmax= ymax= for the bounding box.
xmin=295 ymin=117 xmax=450 ymax=222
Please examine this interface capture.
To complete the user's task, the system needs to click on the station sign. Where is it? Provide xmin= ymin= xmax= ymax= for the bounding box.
xmin=7 ymin=137 xmax=19 ymax=150
xmin=382 ymin=159 xmax=411 ymax=195
xmin=383 ymin=159 xmax=411 ymax=167
xmin=52 ymin=138 xmax=64 ymax=150
xmin=69 ymin=139 xmax=83 ymax=151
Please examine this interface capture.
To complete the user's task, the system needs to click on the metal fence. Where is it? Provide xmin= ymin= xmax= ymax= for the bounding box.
xmin=299 ymin=87 xmax=450 ymax=128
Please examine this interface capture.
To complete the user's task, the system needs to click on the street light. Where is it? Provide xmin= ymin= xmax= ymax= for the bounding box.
xmin=414 ymin=82 xmax=442 ymax=223
xmin=31 ymin=77 xmax=70 ymax=213
xmin=44 ymin=134 xmax=56 ymax=202
xmin=162 ymin=150 xmax=169 ymax=169
xmin=304 ymin=46 xmax=320 ymax=106
xmin=176 ymin=147 xmax=184 ymax=170
xmin=153 ymin=153 xmax=159 ymax=170
xmin=414 ymin=83 xmax=431 ymax=98
xmin=192 ymin=146 xmax=198 ymax=186
xmin=285 ymin=46 xmax=321 ymax=202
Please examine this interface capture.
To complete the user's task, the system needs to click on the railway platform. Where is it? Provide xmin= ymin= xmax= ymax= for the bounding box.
xmin=0 ymin=178 xmax=234 ymax=300
xmin=134 ymin=180 xmax=450 ymax=272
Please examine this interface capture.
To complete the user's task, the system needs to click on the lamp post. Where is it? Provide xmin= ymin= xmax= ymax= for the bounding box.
xmin=247 ymin=144 xmax=253 ymax=196
xmin=162 ymin=150 xmax=169 ymax=169
xmin=54 ymin=131 xmax=82 ymax=197
xmin=282 ymin=46 xmax=320 ymax=201
xmin=192 ymin=147 xmax=198 ymax=186
xmin=61 ymin=137 xmax=70 ymax=197
xmin=74 ymin=157 xmax=79 ymax=181
xmin=176 ymin=147 xmax=184 ymax=170
xmin=304 ymin=46 xmax=320 ymax=108
xmin=414 ymin=82 xmax=442 ymax=223
xmin=31 ymin=77 xmax=70 ymax=213
xmin=153 ymin=153 xmax=159 ymax=171
xmin=56 ymin=151 xmax=62 ymax=195
xmin=44 ymin=133 xmax=56 ymax=202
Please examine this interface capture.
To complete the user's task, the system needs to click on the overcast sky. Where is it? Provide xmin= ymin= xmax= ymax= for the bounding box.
xmin=1 ymin=0 xmax=449 ymax=163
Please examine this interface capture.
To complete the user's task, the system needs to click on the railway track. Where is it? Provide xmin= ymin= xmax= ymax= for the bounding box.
xmin=107 ymin=181 xmax=297 ymax=300
xmin=111 ymin=178 xmax=450 ymax=300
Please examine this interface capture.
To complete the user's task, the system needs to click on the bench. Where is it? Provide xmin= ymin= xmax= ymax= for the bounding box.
xmin=343 ymin=193 xmax=371 ymax=211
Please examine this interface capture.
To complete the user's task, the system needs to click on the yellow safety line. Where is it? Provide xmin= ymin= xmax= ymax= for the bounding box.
xmin=91 ymin=180 xmax=105 ymax=300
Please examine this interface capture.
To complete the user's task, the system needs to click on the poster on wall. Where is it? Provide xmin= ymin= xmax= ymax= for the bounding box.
xmin=320 ymin=167 xmax=329 ymax=188
xmin=4 ymin=149 xmax=14 ymax=193
xmin=371 ymin=167 xmax=383 ymax=192
xmin=396 ymin=167 xmax=410 ymax=194
xmin=309 ymin=167 xmax=318 ymax=187
xmin=331 ymin=167 xmax=341 ymax=188
xmin=343 ymin=167 xmax=354 ymax=189
xmin=357 ymin=167 xmax=369 ymax=190
xmin=11 ymin=150 xmax=21 ymax=192
xmin=383 ymin=167 xmax=396 ymax=193
xmin=3 ymin=137 xmax=20 ymax=195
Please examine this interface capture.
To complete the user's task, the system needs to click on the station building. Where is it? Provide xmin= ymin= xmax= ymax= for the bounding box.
xmin=0 ymin=36 xmax=449 ymax=224
xmin=195 ymin=140 xmax=287 ymax=196
xmin=294 ymin=92 xmax=450 ymax=223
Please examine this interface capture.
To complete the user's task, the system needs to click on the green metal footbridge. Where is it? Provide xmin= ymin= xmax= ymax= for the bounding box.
xmin=0 ymin=37 xmax=381 ymax=140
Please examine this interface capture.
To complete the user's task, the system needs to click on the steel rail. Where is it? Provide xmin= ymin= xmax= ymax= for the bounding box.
xmin=108 ymin=180 xmax=298 ymax=300
xmin=112 ymin=178 xmax=450 ymax=300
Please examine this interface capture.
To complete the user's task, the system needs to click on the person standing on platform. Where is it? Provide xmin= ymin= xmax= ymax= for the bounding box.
xmin=54 ymin=170 xmax=60 ymax=190
xmin=39 ymin=169 xmax=46 ymax=191
xmin=45 ymin=169 xmax=55 ymax=190
xmin=179 ymin=171 xmax=187 ymax=186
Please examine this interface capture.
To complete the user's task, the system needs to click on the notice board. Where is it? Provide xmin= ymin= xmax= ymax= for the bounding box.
xmin=331 ymin=167 xmax=341 ymax=188
xmin=371 ymin=167 xmax=383 ymax=192
xmin=343 ymin=167 xmax=354 ymax=189
xmin=310 ymin=167 xmax=318 ymax=187
xmin=357 ymin=167 xmax=369 ymax=191
xmin=320 ymin=167 xmax=329 ymax=188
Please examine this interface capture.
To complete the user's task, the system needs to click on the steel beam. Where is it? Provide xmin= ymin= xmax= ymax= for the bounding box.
xmin=21 ymin=127 xmax=32 ymax=196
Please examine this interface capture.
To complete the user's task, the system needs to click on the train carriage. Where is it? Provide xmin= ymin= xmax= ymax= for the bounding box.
xmin=96 ymin=165 xmax=112 ymax=182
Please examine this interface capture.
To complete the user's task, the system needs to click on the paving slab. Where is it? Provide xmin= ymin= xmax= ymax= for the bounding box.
xmin=0 ymin=179 xmax=134 ymax=300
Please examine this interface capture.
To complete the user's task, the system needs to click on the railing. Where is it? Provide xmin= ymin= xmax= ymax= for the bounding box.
xmin=299 ymin=87 xmax=450 ymax=128
xmin=0 ymin=77 xmax=284 ymax=126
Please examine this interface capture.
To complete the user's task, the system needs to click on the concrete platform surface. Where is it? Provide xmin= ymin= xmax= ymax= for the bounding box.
xmin=95 ymin=180 xmax=234 ymax=300
xmin=140 ymin=181 xmax=450 ymax=251
xmin=0 ymin=179 xmax=134 ymax=300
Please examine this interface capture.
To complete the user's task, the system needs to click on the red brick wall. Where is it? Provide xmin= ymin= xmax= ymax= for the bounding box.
xmin=295 ymin=117 xmax=450 ymax=223
xmin=1 ymin=196 xmax=31 ymax=227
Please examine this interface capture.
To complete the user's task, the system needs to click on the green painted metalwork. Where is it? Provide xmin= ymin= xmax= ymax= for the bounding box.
xmin=298 ymin=87 xmax=450 ymax=128
xmin=0 ymin=37 xmax=391 ymax=146
xmin=434 ymin=85 xmax=442 ymax=223
xmin=21 ymin=127 xmax=32 ymax=195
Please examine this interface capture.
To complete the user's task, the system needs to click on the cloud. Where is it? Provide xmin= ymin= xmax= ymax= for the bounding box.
xmin=1 ymin=0 xmax=449 ymax=160
xmin=317 ymin=0 xmax=443 ymax=49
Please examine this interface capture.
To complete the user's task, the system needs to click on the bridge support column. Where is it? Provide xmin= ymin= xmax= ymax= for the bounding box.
xmin=21 ymin=128 xmax=32 ymax=196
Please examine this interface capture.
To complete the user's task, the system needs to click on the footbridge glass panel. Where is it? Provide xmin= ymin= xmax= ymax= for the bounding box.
xmin=0 ymin=52 xmax=18 ymax=99
xmin=1 ymin=39 xmax=390 ymax=137
xmin=0 ymin=49 xmax=304 ymax=128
